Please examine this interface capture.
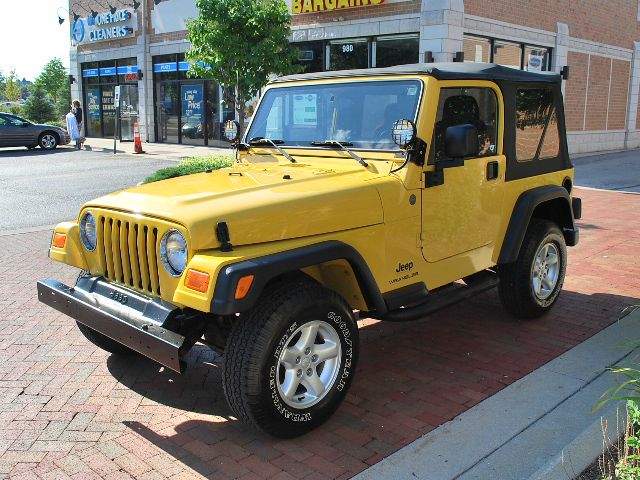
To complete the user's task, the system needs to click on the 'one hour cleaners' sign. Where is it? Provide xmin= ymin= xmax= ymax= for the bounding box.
xmin=71 ymin=9 xmax=136 ymax=45
xmin=291 ymin=0 xmax=384 ymax=14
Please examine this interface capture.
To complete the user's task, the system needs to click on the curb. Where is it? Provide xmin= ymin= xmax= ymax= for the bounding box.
xmin=355 ymin=308 xmax=640 ymax=480
xmin=0 ymin=225 xmax=55 ymax=237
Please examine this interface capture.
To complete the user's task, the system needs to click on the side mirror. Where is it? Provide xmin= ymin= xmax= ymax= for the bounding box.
xmin=21 ymin=122 xmax=30 ymax=128
xmin=223 ymin=120 xmax=240 ymax=143
xmin=445 ymin=124 xmax=479 ymax=159
xmin=391 ymin=119 xmax=416 ymax=149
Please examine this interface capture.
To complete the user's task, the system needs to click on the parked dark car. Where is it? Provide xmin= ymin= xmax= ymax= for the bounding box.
xmin=0 ymin=113 xmax=70 ymax=150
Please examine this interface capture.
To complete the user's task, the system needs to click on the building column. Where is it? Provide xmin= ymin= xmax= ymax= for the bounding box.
xmin=136 ymin=34 xmax=155 ymax=143
xmin=552 ymin=22 xmax=570 ymax=97
xmin=69 ymin=46 xmax=81 ymax=105
xmin=419 ymin=0 xmax=464 ymax=63
xmin=625 ymin=42 xmax=640 ymax=148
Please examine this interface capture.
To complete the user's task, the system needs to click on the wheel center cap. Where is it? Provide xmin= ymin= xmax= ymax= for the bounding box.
xmin=301 ymin=357 xmax=311 ymax=369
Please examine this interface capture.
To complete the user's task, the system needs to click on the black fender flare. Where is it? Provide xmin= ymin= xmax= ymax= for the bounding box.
xmin=498 ymin=185 xmax=578 ymax=264
xmin=210 ymin=240 xmax=387 ymax=316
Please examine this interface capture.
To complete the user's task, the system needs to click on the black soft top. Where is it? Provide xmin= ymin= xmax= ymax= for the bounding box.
xmin=272 ymin=62 xmax=561 ymax=84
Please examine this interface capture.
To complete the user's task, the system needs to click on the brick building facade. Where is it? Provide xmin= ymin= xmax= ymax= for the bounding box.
xmin=68 ymin=0 xmax=640 ymax=154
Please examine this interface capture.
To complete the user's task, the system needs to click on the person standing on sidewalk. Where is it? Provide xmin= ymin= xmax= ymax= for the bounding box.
xmin=72 ymin=100 xmax=84 ymax=150
xmin=65 ymin=107 xmax=81 ymax=150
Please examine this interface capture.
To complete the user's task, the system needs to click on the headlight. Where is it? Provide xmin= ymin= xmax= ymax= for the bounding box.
xmin=160 ymin=229 xmax=188 ymax=276
xmin=80 ymin=212 xmax=97 ymax=251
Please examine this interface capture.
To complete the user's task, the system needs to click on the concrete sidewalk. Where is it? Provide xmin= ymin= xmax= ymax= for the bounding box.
xmin=357 ymin=307 xmax=640 ymax=480
xmin=81 ymin=137 xmax=233 ymax=161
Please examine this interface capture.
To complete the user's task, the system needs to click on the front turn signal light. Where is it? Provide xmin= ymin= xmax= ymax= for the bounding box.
xmin=235 ymin=275 xmax=255 ymax=300
xmin=185 ymin=269 xmax=210 ymax=293
xmin=52 ymin=233 xmax=67 ymax=248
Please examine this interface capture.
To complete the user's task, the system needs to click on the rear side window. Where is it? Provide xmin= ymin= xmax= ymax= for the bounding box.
xmin=515 ymin=88 xmax=560 ymax=162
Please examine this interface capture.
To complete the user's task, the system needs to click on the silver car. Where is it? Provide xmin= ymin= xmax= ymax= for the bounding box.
xmin=0 ymin=113 xmax=70 ymax=150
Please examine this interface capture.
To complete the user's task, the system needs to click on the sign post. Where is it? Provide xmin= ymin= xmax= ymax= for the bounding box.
xmin=114 ymin=86 xmax=121 ymax=155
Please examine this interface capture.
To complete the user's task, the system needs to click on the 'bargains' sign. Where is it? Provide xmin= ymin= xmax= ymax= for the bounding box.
xmin=292 ymin=0 xmax=384 ymax=14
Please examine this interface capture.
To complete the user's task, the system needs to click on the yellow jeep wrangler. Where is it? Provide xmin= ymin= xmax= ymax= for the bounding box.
xmin=38 ymin=63 xmax=581 ymax=437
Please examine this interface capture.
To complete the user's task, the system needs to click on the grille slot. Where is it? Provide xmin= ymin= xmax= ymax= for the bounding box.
xmin=98 ymin=215 xmax=161 ymax=296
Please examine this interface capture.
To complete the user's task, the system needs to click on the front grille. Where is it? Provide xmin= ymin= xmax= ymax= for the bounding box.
xmin=97 ymin=215 xmax=161 ymax=296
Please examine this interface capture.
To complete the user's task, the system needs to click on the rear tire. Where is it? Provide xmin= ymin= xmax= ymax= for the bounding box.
xmin=499 ymin=219 xmax=567 ymax=319
xmin=76 ymin=322 xmax=135 ymax=355
xmin=39 ymin=132 xmax=58 ymax=150
xmin=223 ymin=280 xmax=359 ymax=438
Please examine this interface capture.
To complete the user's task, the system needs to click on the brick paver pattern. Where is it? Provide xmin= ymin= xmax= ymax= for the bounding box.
xmin=0 ymin=187 xmax=638 ymax=479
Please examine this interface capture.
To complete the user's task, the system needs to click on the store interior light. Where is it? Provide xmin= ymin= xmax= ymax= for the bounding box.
xmin=58 ymin=16 xmax=65 ymax=25
xmin=109 ymin=4 xmax=117 ymax=14
xmin=73 ymin=12 xmax=80 ymax=22
xmin=133 ymin=0 xmax=141 ymax=10
xmin=91 ymin=10 xmax=98 ymax=18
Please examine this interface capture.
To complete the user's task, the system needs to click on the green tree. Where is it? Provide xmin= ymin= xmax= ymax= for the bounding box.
xmin=5 ymin=70 xmax=20 ymax=103
xmin=186 ymin=0 xmax=300 ymax=135
xmin=55 ymin=83 xmax=72 ymax=121
xmin=35 ymin=58 xmax=68 ymax=104
xmin=0 ymin=69 xmax=6 ymax=101
xmin=23 ymin=83 xmax=55 ymax=124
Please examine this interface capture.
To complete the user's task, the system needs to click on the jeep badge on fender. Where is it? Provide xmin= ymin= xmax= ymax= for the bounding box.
xmin=38 ymin=63 xmax=580 ymax=438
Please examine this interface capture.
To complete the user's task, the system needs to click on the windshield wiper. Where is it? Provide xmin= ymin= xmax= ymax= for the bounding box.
xmin=247 ymin=137 xmax=296 ymax=163
xmin=310 ymin=140 xmax=368 ymax=167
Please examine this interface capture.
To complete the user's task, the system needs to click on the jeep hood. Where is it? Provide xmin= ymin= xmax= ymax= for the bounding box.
xmin=83 ymin=162 xmax=384 ymax=250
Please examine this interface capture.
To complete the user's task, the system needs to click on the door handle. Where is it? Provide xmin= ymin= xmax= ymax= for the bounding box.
xmin=486 ymin=161 xmax=499 ymax=180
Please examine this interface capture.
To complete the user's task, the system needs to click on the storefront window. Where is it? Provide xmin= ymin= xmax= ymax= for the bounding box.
xmin=85 ymin=87 xmax=101 ymax=137
xmin=493 ymin=40 xmax=522 ymax=69
xmin=181 ymin=82 xmax=205 ymax=146
xmin=81 ymin=58 xmax=138 ymax=140
xmin=375 ymin=35 xmax=419 ymax=68
xmin=463 ymin=36 xmax=491 ymax=63
xmin=524 ymin=46 xmax=550 ymax=71
xmin=153 ymin=55 xmax=230 ymax=146
xmin=328 ymin=39 xmax=369 ymax=70
xmin=295 ymin=41 xmax=325 ymax=73
xmin=463 ymin=35 xmax=551 ymax=71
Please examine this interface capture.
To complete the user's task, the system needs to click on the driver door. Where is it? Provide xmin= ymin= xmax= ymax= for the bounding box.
xmin=421 ymin=83 xmax=506 ymax=275
xmin=3 ymin=115 xmax=32 ymax=146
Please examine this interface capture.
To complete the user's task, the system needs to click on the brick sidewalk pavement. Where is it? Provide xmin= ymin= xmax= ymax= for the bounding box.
xmin=0 ymin=187 xmax=638 ymax=479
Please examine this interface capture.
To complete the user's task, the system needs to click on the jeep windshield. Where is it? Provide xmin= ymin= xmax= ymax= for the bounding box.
xmin=246 ymin=80 xmax=422 ymax=151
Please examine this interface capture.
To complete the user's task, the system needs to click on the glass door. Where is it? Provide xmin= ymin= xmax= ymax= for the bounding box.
xmin=156 ymin=82 xmax=180 ymax=144
xmin=101 ymin=86 xmax=116 ymax=138
xmin=328 ymin=39 xmax=369 ymax=70
xmin=119 ymin=84 xmax=139 ymax=141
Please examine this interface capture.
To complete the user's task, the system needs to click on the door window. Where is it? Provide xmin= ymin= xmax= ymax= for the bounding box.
xmin=432 ymin=87 xmax=498 ymax=163
xmin=515 ymin=87 xmax=559 ymax=162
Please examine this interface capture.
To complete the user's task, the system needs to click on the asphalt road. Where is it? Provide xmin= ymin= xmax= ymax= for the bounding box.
xmin=573 ymin=149 xmax=640 ymax=192
xmin=0 ymin=147 xmax=174 ymax=233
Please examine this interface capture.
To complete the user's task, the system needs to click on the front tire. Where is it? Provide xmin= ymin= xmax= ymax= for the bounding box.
xmin=39 ymin=132 xmax=59 ymax=150
xmin=76 ymin=322 xmax=135 ymax=355
xmin=223 ymin=280 xmax=359 ymax=438
xmin=499 ymin=219 xmax=567 ymax=319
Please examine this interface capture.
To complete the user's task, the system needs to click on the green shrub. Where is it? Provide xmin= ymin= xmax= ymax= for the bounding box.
xmin=143 ymin=156 xmax=233 ymax=184
xmin=45 ymin=120 xmax=66 ymax=129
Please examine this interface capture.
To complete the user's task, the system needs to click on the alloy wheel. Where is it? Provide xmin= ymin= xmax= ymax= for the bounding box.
xmin=277 ymin=320 xmax=342 ymax=409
